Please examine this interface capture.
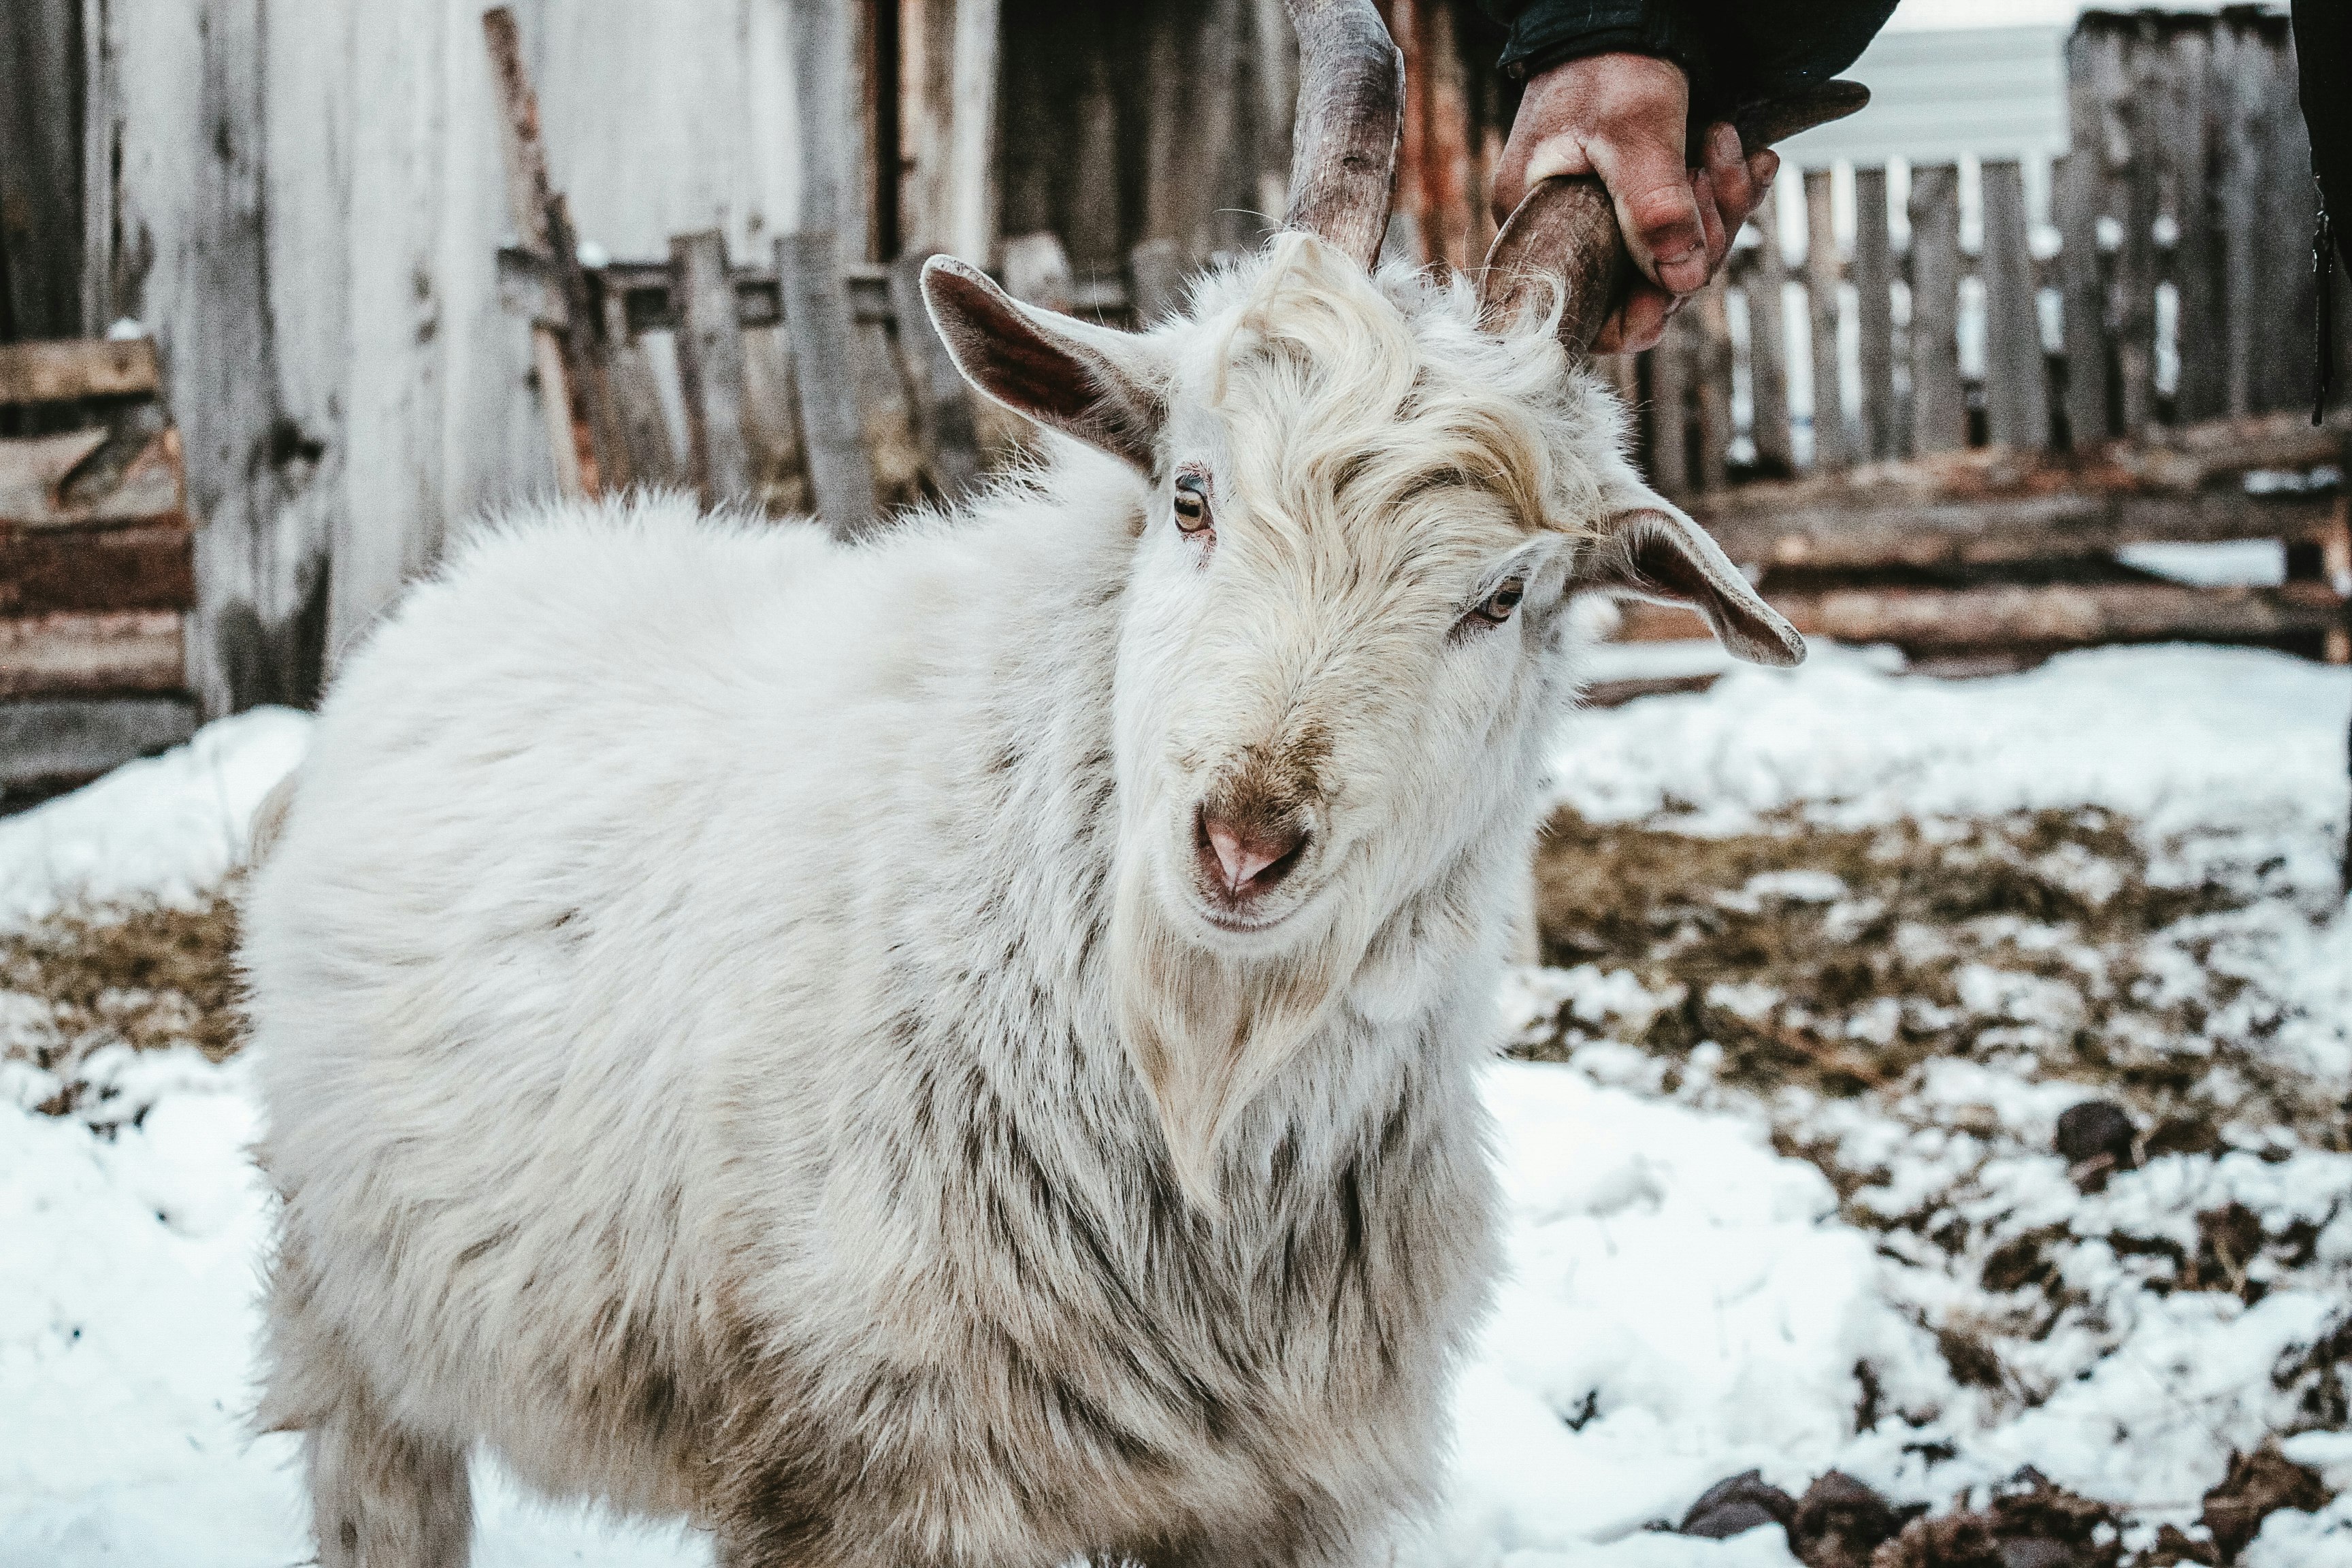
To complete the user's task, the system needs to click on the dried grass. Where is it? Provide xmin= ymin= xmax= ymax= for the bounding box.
xmin=0 ymin=891 xmax=244 ymax=1117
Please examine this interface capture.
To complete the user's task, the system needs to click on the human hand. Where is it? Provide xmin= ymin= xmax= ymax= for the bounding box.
xmin=1490 ymin=52 xmax=1780 ymax=353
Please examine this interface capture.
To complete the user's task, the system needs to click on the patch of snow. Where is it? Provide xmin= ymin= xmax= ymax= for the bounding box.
xmin=0 ymin=707 xmax=309 ymax=931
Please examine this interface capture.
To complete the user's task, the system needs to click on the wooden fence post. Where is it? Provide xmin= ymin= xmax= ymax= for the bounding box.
xmin=1908 ymin=163 xmax=1965 ymax=455
xmin=777 ymin=231 xmax=879 ymax=536
xmin=1980 ymin=160 xmax=2049 ymax=450
xmin=671 ymin=230 xmax=753 ymax=505
xmin=1851 ymin=166 xmax=1897 ymax=461
xmin=1803 ymin=169 xmax=1847 ymax=470
xmin=1744 ymin=196 xmax=1796 ymax=476
xmin=483 ymin=7 xmax=593 ymax=499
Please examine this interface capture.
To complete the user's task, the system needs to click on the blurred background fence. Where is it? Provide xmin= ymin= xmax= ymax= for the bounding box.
xmin=1 ymin=0 xmax=2346 ymax=803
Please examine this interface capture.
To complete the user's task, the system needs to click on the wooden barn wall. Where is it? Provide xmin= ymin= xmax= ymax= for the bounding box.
xmin=74 ymin=0 xmax=830 ymax=717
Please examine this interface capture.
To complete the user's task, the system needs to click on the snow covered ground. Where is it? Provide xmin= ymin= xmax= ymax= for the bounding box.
xmin=3 ymin=643 xmax=2347 ymax=1566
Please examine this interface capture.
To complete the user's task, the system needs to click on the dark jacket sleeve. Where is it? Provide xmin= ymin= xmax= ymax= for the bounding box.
xmin=1476 ymin=0 xmax=1897 ymax=118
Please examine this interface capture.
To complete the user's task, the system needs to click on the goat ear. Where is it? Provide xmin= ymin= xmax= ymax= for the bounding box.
xmin=1573 ymin=484 xmax=1806 ymax=667
xmin=919 ymin=255 xmax=1168 ymax=473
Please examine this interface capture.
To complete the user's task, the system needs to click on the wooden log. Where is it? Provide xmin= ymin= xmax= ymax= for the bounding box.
xmin=1616 ymin=579 xmax=2345 ymax=651
xmin=0 ymin=521 xmax=195 ymax=615
xmin=1850 ymin=167 xmax=1897 ymax=461
xmin=0 ymin=697 xmax=199 ymax=791
xmin=887 ymin=253 xmax=983 ymax=503
xmin=2166 ymin=24 xmax=2224 ymax=424
xmin=777 ymin=231 xmax=880 ymax=536
xmin=0 ymin=610 xmax=184 ymax=698
xmin=1908 ymin=163 xmax=1966 ymax=455
xmin=0 ymin=338 xmax=160 ymax=407
xmin=0 ymin=426 xmax=182 ymax=529
xmin=671 ymin=231 xmax=755 ymax=505
xmin=1980 ymin=160 xmax=2050 ymax=451
xmin=1742 ymin=197 xmax=1796 ymax=476
xmin=481 ymin=7 xmax=593 ymax=498
xmin=2053 ymin=147 xmax=2109 ymax=448
xmin=1803 ymin=168 xmax=1846 ymax=469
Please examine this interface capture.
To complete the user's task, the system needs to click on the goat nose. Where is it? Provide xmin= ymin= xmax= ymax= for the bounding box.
xmin=1200 ymin=811 xmax=1308 ymax=898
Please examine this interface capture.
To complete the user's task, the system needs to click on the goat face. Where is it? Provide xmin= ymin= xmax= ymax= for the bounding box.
xmin=923 ymin=235 xmax=1801 ymax=1198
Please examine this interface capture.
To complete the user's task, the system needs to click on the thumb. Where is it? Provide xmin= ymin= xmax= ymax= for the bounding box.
xmin=1587 ymin=129 xmax=1708 ymax=296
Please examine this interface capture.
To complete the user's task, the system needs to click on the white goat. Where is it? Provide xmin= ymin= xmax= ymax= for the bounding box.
xmin=242 ymin=10 xmax=1810 ymax=1564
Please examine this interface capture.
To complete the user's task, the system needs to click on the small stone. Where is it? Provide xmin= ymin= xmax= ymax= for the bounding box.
xmin=2055 ymin=1100 xmax=2138 ymax=1188
xmin=1677 ymin=1469 xmax=1797 ymax=1539
xmin=1789 ymin=1471 xmax=1905 ymax=1568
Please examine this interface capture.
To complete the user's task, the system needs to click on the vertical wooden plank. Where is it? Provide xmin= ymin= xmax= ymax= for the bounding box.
xmin=482 ymin=7 xmax=590 ymax=499
xmin=670 ymin=230 xmax=751 ymax=505
xmin=0 ymin=0 xmax=86 ymax=343
xmin=1742 ymin=195 xmax=1795 ymax=476
xmin=600 ymin=289 xmax=680 ymax=489
xmin=1803 ymin=168 xmax=1846 ymax=470
xmin=2254 ymin=20 xmax=2316 ymax=416
xmin=1693 ymin=278 xmax=1733 ymax=493
xmin=2112 ymin=23 xmax=2159 ymax=435
xmin=777 ymin=230 xmax=879 ymax=536
xmin=1980 ymin=159 xmax=2048 ymax=451
xmin=2213 ymin=20 xmax=2259 ymax=419
xmin=1142 ymin=0 xmax=1241 ymax=272
xmin=787 ymin=0 xmax=859 ymax=252
xmin=887 ymin=252 xmax=982 ymax=503
xmin=1908 ymin=162 xmax=1965 ymax=455
xmin=1068 ymin=18 xmax=1125 ymax=283
xmin=2167 ymin=23 xmax=2223 ymax=423
xmin=1851 ymin=166 xmax=1896 ymax=461
xmin=2058 ymin=30 xmax=2114 ymax=448
xmin=105 ymin=0 xmax=329 ymax=713
xmin=1417 ymin=0 xmax=1475 ymax=271
xmin=1645 ymin=325 xmax=1692 ymax=500
xmin=901 ymin=0 xmax=1000 ymax=264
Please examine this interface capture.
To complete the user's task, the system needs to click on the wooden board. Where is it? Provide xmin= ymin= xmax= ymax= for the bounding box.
xmin=777 ymin=230 xmax=880 ymax=535
xmin=0 ymin=426 xmax=184 ymax=529
xmin=1907 ymin=164 xmax=1966 ymax=457
xmin=1850 ymin=167 xmax=1897 ymax=461
xmin=0 ymin=521 xmax=195 ymax=615
xmin=0 ymin=697 xmax=199 ymax=791
xmin=0 ymin=610 xmax=184 ymax=699
xmin=672 ymin=229 xmax=755 ymax=504
xmin=1979 ymin=160 xmax=2049 ymax=451
xmin=1742 ymin=200 xmax=1795 ymax=476
xmin=0 ymin=0 xmax=85 ymax=343
xmin=1690 ymin=410 xmax=2351 ymax=568
xmin=0 ymin=338 xmax=161 ymax=407
xmin=2053 ymin=146 xmax=2109 ymax=449
xmin=1618 ymin=579 xmax=2344 ymax=651
xmin=1803 ymin=169 xmax=1846 ymax=470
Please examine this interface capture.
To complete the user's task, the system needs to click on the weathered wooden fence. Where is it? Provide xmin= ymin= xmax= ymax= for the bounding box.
xmin=1624 ymin=9 xmax=2349 ymax=665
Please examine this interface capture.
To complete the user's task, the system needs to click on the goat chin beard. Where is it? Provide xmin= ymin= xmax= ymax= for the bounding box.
xmin=1109 ymin=851 xmax=1371 ymax=1216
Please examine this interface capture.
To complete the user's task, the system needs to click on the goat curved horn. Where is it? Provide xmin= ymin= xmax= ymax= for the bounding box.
xmin=1477 ymin=80 xmax=1872 ymax=351
xmin=1281 ymin=0 xmax=1406 ymax=269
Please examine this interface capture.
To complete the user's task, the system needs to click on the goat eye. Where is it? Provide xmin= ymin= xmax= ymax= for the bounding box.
xmin=1173 ymin=478 xmax=1211 ymax=535
xmin=1475 ymin=577 xmax=1525 ymax=625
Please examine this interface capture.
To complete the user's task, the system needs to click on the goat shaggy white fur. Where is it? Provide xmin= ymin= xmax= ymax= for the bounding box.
xmin=243 ymin=238 xmax=1798 ymax=1568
